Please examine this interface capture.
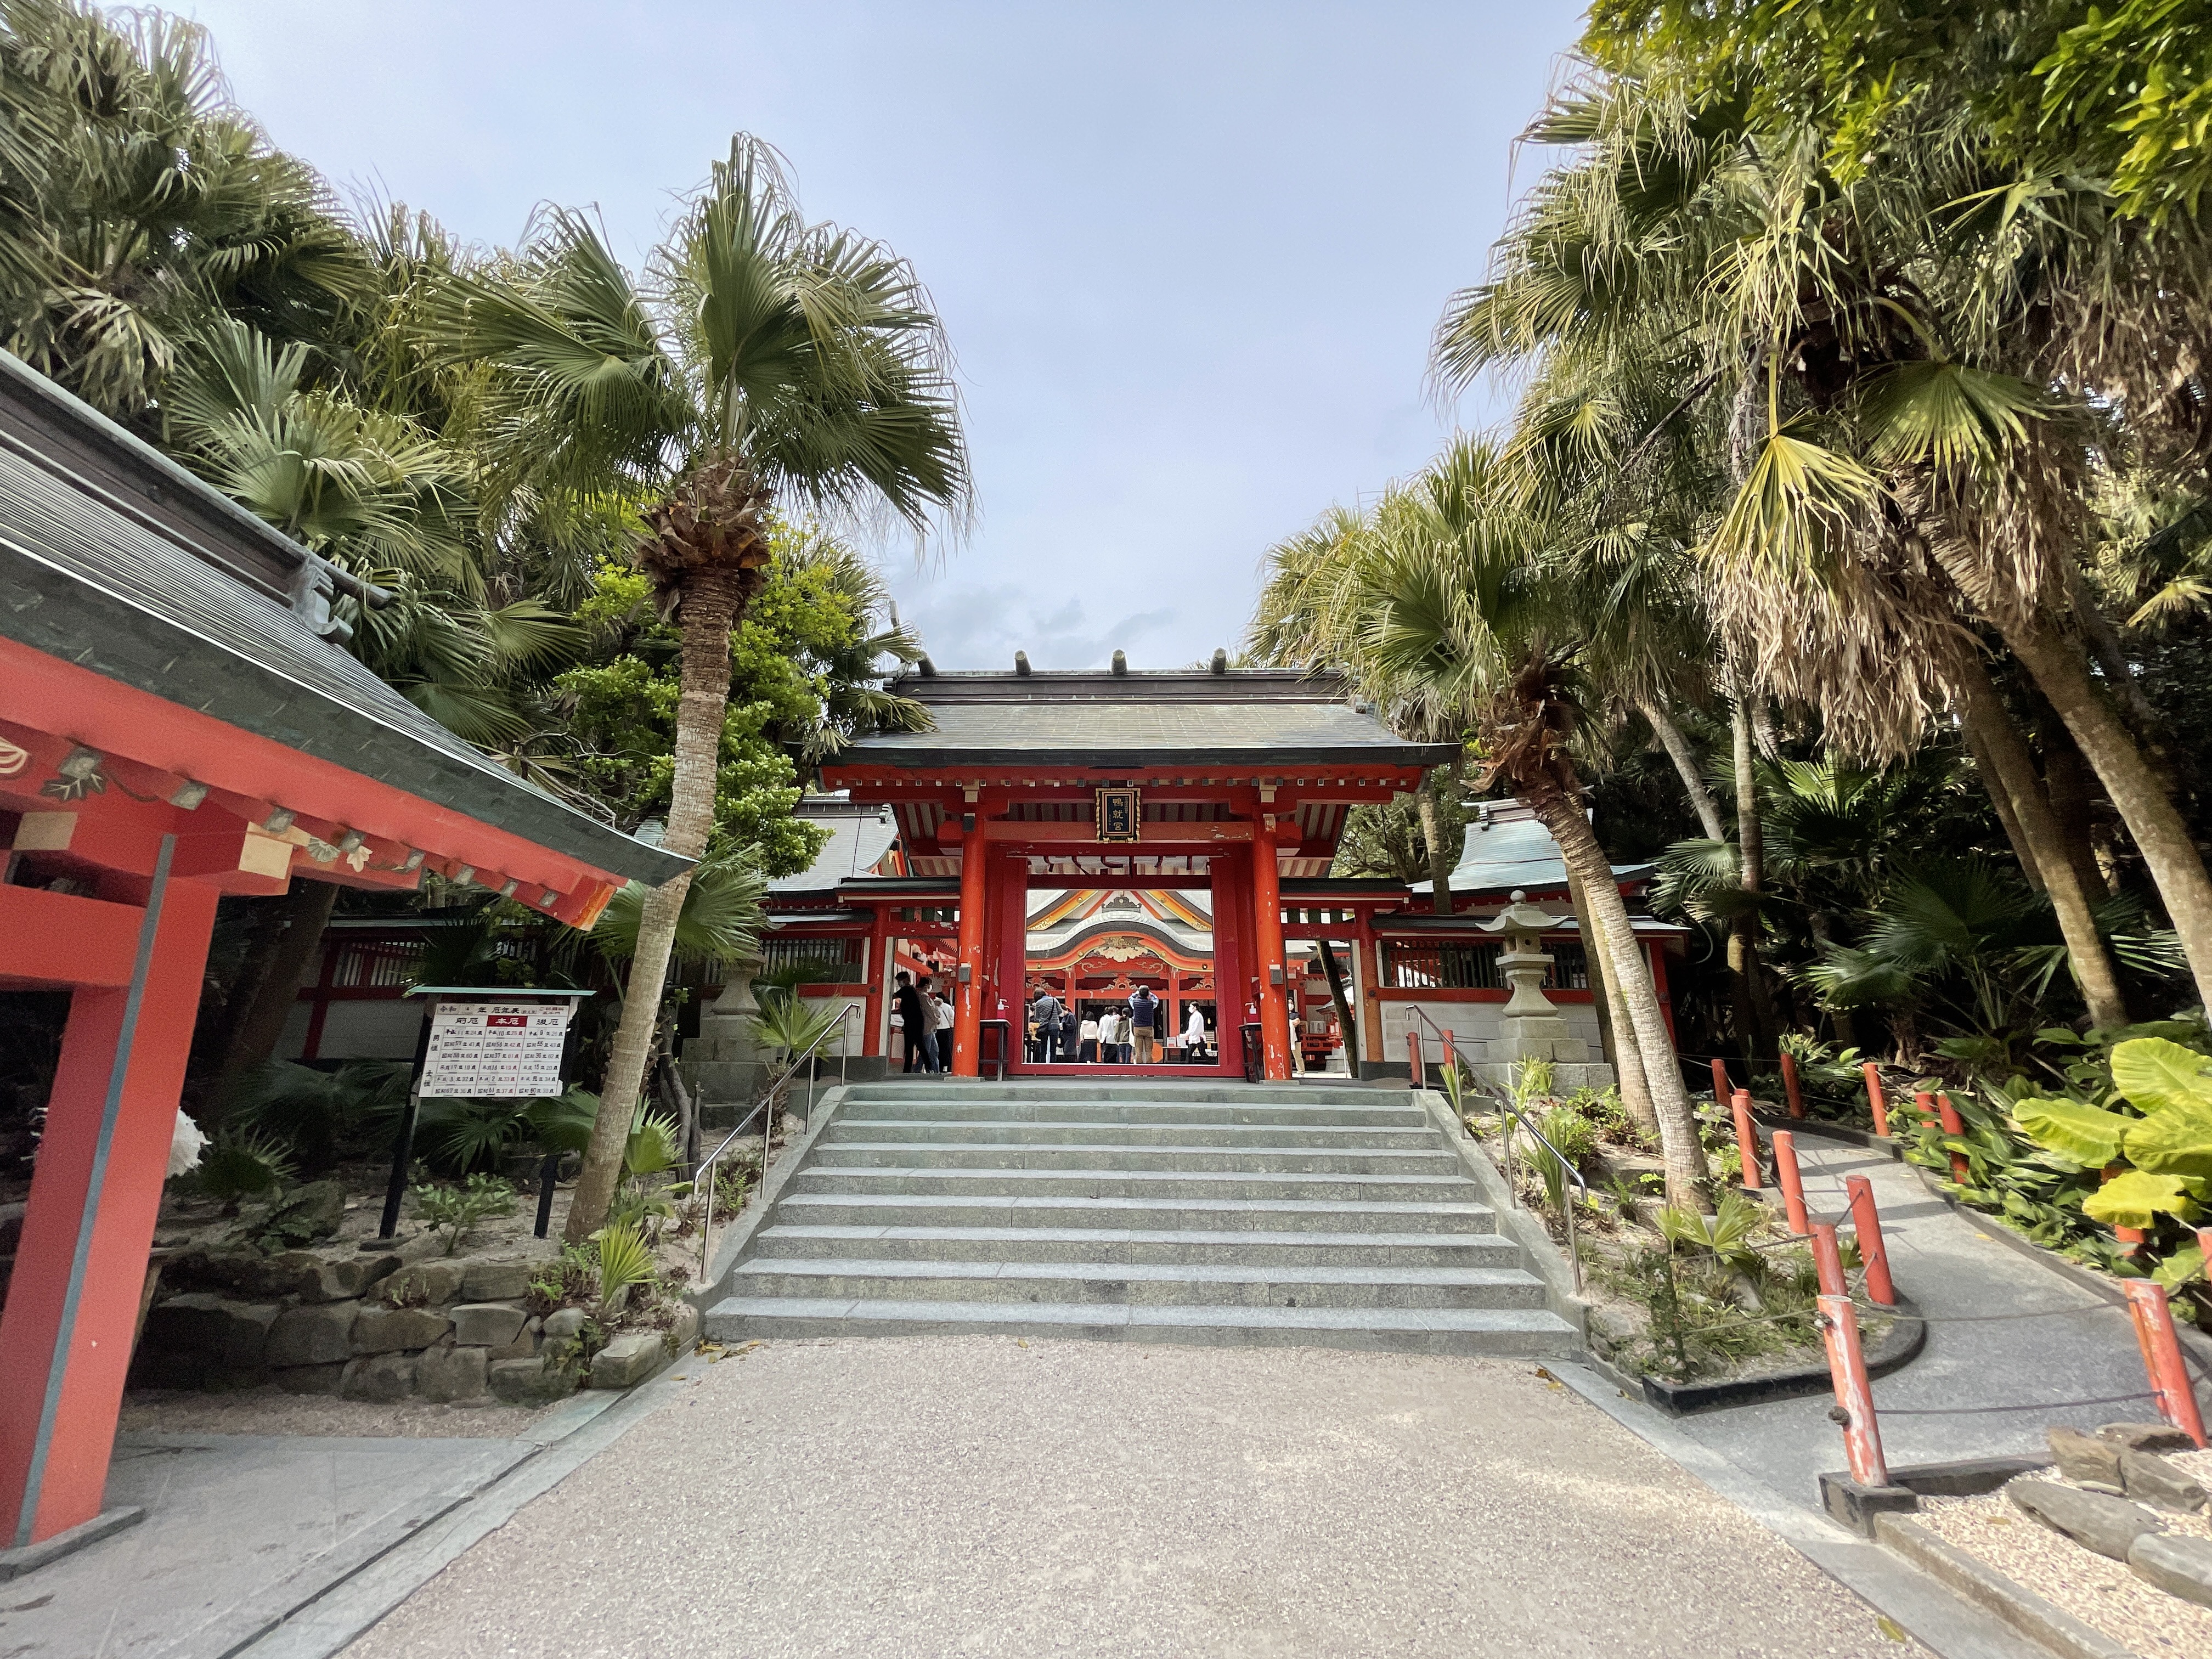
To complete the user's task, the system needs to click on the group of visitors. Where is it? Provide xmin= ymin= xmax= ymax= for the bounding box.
xmin=1028 ymin=986 xmax=1210 ymax=1065
xmin=892 ymin=969 xmax=956 ymax=1074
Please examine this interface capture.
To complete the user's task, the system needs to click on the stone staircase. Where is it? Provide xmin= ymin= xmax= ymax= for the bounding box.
xmin=701 ymin=1079 xmax=1581 ymax=1356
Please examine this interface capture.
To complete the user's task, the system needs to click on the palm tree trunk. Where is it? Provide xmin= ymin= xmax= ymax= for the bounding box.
xmin=1563 ymin=857 xmax=1658 ymax=1141
xmin=1960 ymin=719 xmax=2040 ymax=889
xmin=1531 ymin=793 xmax=1709 ymax=1209
xmin=2035 ymin=712 xmax=2113 ymax=906
xmin=1726 ymin=688 xmax=1779 ymax=1062
xmin=1639 ymin=697 xmax=1727 ymax=841
xmin=2002 ymin=617 xmax=2212 ymax=1015
xmin=1952 ymin=652 xmax=2130 ymax=1029
xmin=565 ymin=566 xmax=739 ymax=1243
xmin=217 ymin=879 xmax=340 ymax=1094
xmin=1417 ymin=763 xmax=1459 ymax=917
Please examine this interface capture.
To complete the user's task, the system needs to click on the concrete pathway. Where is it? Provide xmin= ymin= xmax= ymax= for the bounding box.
xmin=343 ymin=1336 xmax=1931 ymax=1659
xmin=0 ymin=1434 xmax=531 ymax=1659
xmin=1674 ymin=1130 xmax=2196 ymax=1505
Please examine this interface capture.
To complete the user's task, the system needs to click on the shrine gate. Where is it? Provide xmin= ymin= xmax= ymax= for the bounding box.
xmin=817 ymin=663 xmax=1453 ymax=1081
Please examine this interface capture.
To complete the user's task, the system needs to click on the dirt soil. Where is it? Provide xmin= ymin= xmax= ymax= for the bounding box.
xmin=1917 ymin=1448 xmax=2212 ymax=1656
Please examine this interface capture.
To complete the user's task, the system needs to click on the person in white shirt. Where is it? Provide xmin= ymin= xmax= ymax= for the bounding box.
xmin=1079 ymin=1014 xmax=1100 ymax=1063
xmin=930 ymin=992 xmax=955 ymax=1073
xmin=1184 ymin=1003 xmax=1207 ymax=1064
xmin=1097 ymin=1007 xmax=1126 ymax=1063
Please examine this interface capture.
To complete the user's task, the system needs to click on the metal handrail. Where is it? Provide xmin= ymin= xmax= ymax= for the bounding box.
xmin=1438 ymin=1063 xmax=1587 ymax=1296
xmin=695 ymin=1002 xmax=855 ymax=1276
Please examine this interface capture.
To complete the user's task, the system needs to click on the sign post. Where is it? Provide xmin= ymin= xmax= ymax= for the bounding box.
xmin=377 ymin=986 xmax=595 ymax=1242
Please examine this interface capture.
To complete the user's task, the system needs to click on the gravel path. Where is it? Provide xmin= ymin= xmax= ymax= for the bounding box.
xmin=1917 ymin=1451 xmax=2212 ymax=1657
xmin=346 ymin=1335 xmax=1923 ymax=1658
xmin=120 ymin=1385 xmax=556 ymax=1439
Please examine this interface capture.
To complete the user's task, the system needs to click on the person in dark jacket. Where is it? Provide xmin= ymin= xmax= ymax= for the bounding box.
xmin=1128 ymin=986 xmax=1160 ymax=1064
xmin=1057 ymin=1006 xmax=1079 ymax=1063
xmin=895 ymin=972 xmax=937 ymax=1074
xmin=1030 ymin=990 xmax=1062 ymax=1062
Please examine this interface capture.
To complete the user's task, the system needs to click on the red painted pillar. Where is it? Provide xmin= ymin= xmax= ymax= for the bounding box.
xmin=951 ymin=811 xmax=988 ymax=1077
xmin=1209 ymin=848 xmax=1247 ymax=1077
xmin=1251 ymin=817 xmax=1294 ymax=1082
xmin=1 ymin=853 xmax=218 ymax=1545
xmin=861 ymin=904 xmax=890 ymax=1059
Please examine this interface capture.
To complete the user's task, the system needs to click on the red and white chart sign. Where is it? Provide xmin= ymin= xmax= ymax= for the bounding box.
xmin=420 ymin=1001 xmax=574 ymax=1098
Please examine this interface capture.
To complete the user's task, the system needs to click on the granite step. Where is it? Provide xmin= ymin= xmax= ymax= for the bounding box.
xmin=786 ymin=1166 xmax=1480 ymax=1204
xmin=767 ymin=1191 xmax=1495 ymax=1235
xmin=748 ymin=1223 xmax=1526 ymax=1269
xmin=701 ymin=1296 xmax=1581 ymax=1357
xmin=820 ymin=1119 xmax=1446 ymax=1150
xmin=808 ymin=1141 xmax=1464 ymax=1176
xmin=726 ymin=1256 xmax=1551 ymax=1310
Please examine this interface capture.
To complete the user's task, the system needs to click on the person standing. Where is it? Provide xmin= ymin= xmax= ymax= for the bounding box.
xmin=1184 ymin=1002 xmax=1207 ymax=1064
xmin=1128 ymin=985 xmax=1159 ymax=1064
xmin=1030 ymin=989 xmax=1062 ymax=1063
xmin=1057 ymin=1005 xmax=1079 ymax=1064
xmin=895 ymin=972 xmax=936 ymax=1075
xmin=1079 ymin=1011 xmax=1100 ymax=1064
xmin=1098 ymin=1005 xmax=1125 ymax=1064
xmin=930 ymin=987 xmax=955 ymax=1074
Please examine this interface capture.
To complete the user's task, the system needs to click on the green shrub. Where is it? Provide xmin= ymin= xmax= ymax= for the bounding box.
xmin=188 ymin=1131 xmax=295 ymax=1210
xmin=411 ymin=1172 xmax=516 ymax=1255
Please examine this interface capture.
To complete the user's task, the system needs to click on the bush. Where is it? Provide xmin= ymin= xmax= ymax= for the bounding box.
xmin=411 ymin=1172 xmax=517 ymax=1255
xmin=187 ymin=1131 xmax=294 ymax=1210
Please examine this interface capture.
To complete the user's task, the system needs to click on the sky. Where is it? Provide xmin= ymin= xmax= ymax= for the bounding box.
xmin=182 ymin=1 xmax=1585 ymax=671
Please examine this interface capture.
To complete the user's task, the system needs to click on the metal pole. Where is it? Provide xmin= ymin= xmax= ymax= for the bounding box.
xmin=1819 ymin=1294 xmax=1889 ymax=1487
xmin=534 ymin=1151 xmax=558 ymax=1239
xmin=379 ymin=994 xmax=438 ymax=1239
xmin=1846 ymin=1175 xmax=1895 ymax=1307
xmin=2123 ymin=1280 xmax=2208 ymax=1447
xmin=1860 ymin=1063 xmax=1890 ymax=1136
xmin=1730 ymin=1088 xmax=1760 ymax=1193
xmin=1773 ymin=1130 xmax=1810 ymax=1235
xmin=1780 ymin=1050 xmax=1806 ymax=1120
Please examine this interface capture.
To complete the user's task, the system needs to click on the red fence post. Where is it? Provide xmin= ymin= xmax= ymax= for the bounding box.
xmin=1407 ymin=1030 xmax=1423 ymax=1092
xmin=1934 ymin=1091 xmax=1971 ymax=1183
xmin=1441 ymin=1028 xmax=1457 ymax=1080
xmin=1780 ymin=1051 xmax=1806 ymax=1120
xmin=1819 ymin=1293 xmax=1891 ymax=1487
xmin=2121 ymin=1280 xmax=2208 ymax=1448
xmin=1846 ymin=1175 xmax=1896 ymax=1307
xmin=2102 ymin=1164 xmax=2146 ymax=1259
xmin=1773 ymin=1130 xmax=1810 ymax=1235
xmin=1913 ymin=1090 xmax=1939 ymax=1134
xmin=1810 ymin=1220 xmax=1848 ymax=1297
xmin=1861 ymin=1063 xmax=1890 ymax=1137
xmin=1711 ymin=1057 xmax=1732 ymax=1112
xmin=1730 ymin=1087 xmax=1761 ymax=1192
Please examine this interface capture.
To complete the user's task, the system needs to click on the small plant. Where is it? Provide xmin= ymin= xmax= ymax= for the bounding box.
xmin=527 ymin=1243 xmax=597 ymax=1314
xmin=1511 ymin=1056 xmax=1555 ymax=1111
xmin=187 ymin=1131 xmax=295 ymax=1211
xmin=1606 ymin=1173 xmax=1651 ymax=1228
xmin=1656 ymin=1190 xmax=1765 ymax=1276
xmin=594 ymin=1221 xmax=656 ymax=1314
xmin=411 ymin=1171 xmax=517 ymax=1255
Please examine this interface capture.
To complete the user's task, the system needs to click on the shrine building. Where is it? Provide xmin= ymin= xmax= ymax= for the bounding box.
xmin=720 ymin=667 xmax=1684 ymax=1085
xmin=0 ymin=354 xmax=680 ymax=1550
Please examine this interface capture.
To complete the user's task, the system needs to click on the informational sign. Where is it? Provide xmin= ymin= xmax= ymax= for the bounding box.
xmin=1096 ymin=786 xmax=1141 ymax=842
xmin=419 ymin=1000 xmax=573 ymax=1098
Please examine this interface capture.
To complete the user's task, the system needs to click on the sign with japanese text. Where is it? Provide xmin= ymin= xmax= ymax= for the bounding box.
xmin=1096 ymin=787 xmax=1141 ymax=842
xmin=420 ymin=1000 xmax=573 ymax=1098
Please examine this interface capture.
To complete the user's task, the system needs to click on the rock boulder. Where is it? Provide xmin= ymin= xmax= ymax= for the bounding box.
xmin=351 ymin=1306 xmax=453 ymax=1353
xmin=341 ymin=1352 xmax=416 ymax=1401
xmin=460 ymin=1260 xmax=537 ymax=1302
xmin=2046 ymin=1425 xmax=2123 ymax=1487
xmin=450 ymin=1304 xmax=528 ymax=1349
xmin=2129 ymin=1531 xmax=2212 ymax=1609
xmin=588 ymin=1331 xmax=665 ymax=1390
xmin=2120 ymin=1449 xmax=2209 ymax=1514
xmin=265 ymin=1301 xmax=360 ymax=1368
xmin=488 ymin=1358 xmax=576 ymax=1405
xmin=2008 ymin=1479 xmax=2166 ymax=1561
xmin=2098 ymin=1421 xmax=2197 ymax=1455
xmin=416 ymin=1344 xmax=488 ymax=1403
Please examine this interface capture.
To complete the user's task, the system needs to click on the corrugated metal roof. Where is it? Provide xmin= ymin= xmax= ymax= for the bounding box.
xmin=769 ymin=802 xmax=899 ymax=893
xmin=1410 ymin=813 xmax=1655 ymax=896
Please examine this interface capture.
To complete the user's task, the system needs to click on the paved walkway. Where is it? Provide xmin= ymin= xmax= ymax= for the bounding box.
xmin=344 ymin=1336 xmax=1926 ymax=1659
xmin=1674 ymin=1129 xmax=2195 ymax=1505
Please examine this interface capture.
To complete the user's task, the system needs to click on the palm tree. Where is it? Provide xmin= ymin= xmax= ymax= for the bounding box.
xmin=0 ymin=0 xmax=364 ymax=423
xmin=1254 ymin=446 xmax=1711 ymax=1206
xmin=1433 ymin=63 xmax=2158 ymax=1027
xmin=441 ymin=138 xmax=968 ymax=1241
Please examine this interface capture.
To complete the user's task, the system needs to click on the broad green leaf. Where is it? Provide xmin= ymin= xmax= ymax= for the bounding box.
xmin=2122 ymin=1100 xmax=2212 ymax=1180
xmin=2152 ymin=1243 xmax=2206 ymax=1293
xmin=2110 ymin=1037 xmax=2212 ymax=1115
xmin=2083 ymin=1170 xmax=2197 ymax=1229
xmin=2013 ymin=1097 xmax=2132 ymax=1166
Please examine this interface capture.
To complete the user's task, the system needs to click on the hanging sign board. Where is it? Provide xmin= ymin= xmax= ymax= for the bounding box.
xmin=1096 ymin=786 xmax=1141 ymax=842
xmin=419 ymin=1000 xmax=574 ymax=1098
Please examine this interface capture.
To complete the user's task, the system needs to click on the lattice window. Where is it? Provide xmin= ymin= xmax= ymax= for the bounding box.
xmin=760 ymin=936 xmax=867 ymax=982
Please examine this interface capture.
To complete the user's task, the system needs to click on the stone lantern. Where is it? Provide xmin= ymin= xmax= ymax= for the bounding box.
xmin=1476 ymin=890 xmax=1612 ymax=1090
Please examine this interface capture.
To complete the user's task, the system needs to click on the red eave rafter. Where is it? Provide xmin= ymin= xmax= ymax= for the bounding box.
xmin=1 ymin=637 xmax=624 ymax=927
